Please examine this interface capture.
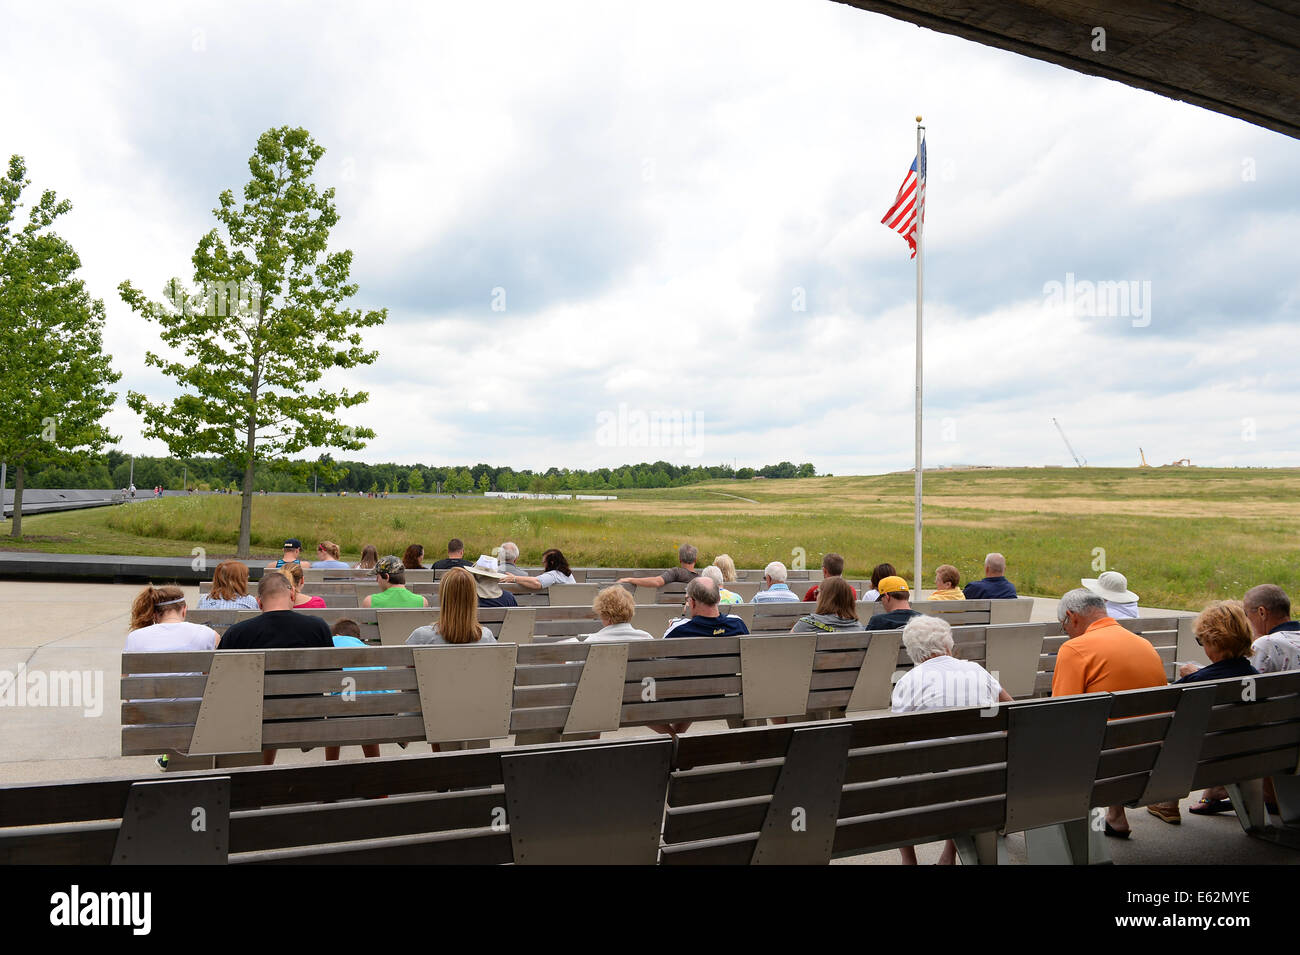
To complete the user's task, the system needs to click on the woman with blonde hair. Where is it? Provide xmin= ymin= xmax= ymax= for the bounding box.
xmin=406 ymin=567 xmax=496 ymax=645
xmin=126 ymin=585 xmax=219 ymax=651
xmin=712 ymin=554 xmax=738 ymax=583
xmin=282 ymin=563 xmax=327 ymax=609
xmin=356 ymin=544 xmax=378 ymax=570
xmin=1156 ymin=601 xmax=1259 ymax=822
xmin=197 ymin=560 xmax=259 ymax=610
xmin=314 ymin=541 xmax=350 ymax=569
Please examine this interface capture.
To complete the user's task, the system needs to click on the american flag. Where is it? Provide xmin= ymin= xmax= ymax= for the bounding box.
xmin=881 ymin=133 xmax=926 ymax=258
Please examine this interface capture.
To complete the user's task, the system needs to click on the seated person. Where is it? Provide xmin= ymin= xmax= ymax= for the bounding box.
xmin=865 ymin=577 xmax=923 ymax=630
xmin=651 ymin=578 xmax=747 ymax=737
xmin=468 ymin=565 xmax=518 ymax=609
xmin=963 ymin=553 xmax=1018 ymax=599
xmin=753 ymin=561 xmax=800 ymax=603
xmin=283 ymin=563 xmax=326 ymax=608
xmin=266 ymin=538 xmax=311 ymax=570
xmin=503 ymin=548 xmax=577 ymax=589
xmin=712 ymin=554 xmax=739 ymax=584
xmin=313 ymin=541 xmax=350 ymax=569
xmin=219 ymin=571 xmax=334 ymax=650
xmin=702 ymin=565 xmax=742 ymax=604
xmin=126 ymin=585 xmax=220 ymax=652
xmin=862 ymin=563 xmax=897 ymax=601
xmin=407 ymin=567 xmax=497 ymax=644
xmin=1081 ymin=570 xmax=1140 ymax=619
xmin=402 ymin=544 xmax=427 ymax=570
xmin=929 ymin=564 xmax=964 ymax=601
xmin=362 ymin=556 xmax=430 ymax=608
xmin=792 ymin=577 xmax=863 ymax=632
xmin=431 ymin=538 xmax=475 ymax=570
xmin=324 ymin=618 xmax=383 ymax=762
xmin=567 ymin=587 xmax=654 ymax=643
xmin=496 ymin=541 xmax=524 ymax=576
xmin=1243 ymin=584 xmax=1300 ymax=674
xmin=891 ymin=615 xmax=1012 ymax=864
xmin=664 ymin=577 xmax=750 ymax=638
xmin=196 ymin=560 xmax=259 ymax=610
xmin=1157 ymin=601 xmax=1258 ymax=823
xmin=803 ymin=553 xmax=858 ymax=602
xmin=1051 ymin=588 xmax=1166 ymax=835
xmin=618 ymin=543 xmax=700 ymax=590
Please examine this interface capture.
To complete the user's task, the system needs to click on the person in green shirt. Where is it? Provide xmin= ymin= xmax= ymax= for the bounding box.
xmin=362 ymin=555 xmax=429 ymax=608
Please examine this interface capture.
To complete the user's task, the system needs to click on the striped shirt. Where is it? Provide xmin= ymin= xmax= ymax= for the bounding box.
xmin=196 ymin=594 xmax=259 ymax=611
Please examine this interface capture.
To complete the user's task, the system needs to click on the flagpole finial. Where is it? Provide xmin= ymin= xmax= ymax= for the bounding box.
xmin=916 ymin=115 xmax=922 ymax=123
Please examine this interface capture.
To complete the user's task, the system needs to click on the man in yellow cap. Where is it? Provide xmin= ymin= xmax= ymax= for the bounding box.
xmin=866 ymin=576 xmax=923 ymax=630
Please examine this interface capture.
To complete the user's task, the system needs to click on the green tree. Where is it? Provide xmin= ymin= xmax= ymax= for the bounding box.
xmin=407 ymin=468 xmax=424 ymax=494
xmin=0 ymin=156 xmax=120 ymax=537
xmin=119 ymin=127 xmax=386 ymax=556
xmin=475 ymin=472 xmax=491 ymax=494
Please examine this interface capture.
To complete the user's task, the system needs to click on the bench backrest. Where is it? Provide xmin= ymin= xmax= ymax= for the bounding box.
xmin=19 ymin=671 xmax=1300 ymax=865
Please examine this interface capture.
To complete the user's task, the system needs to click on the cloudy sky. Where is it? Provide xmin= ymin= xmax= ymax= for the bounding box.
xmin=4 ymin=0 xmax=1298 ymax=475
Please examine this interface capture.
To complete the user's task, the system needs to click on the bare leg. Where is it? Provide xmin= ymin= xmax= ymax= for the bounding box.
xmin=362 ymin=744 xmax=381 ymax=758
xmin=262 ymin=749 xmax=277 ymax=766
xmin=1106 ymin=805 xmax=1129 ymax=834
xmin=937 ymin=839 xmax=957 ymax=865
xmin=898 ymin=845 xmax=919 ymax=865
xmin=324 ymin=746 xmax=340 ymax=761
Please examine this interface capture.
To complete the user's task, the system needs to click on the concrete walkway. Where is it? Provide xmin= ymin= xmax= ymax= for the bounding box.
xmin=0 ymin=581 xmax=1291 ymax=865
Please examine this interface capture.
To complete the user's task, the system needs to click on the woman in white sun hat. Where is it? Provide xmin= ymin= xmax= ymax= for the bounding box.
xmin=1081 ymin=571 xmax=1140 ymax=619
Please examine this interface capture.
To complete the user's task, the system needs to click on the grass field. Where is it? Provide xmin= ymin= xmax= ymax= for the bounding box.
xmin=4 ymin=467 xmax=1298 ymax=611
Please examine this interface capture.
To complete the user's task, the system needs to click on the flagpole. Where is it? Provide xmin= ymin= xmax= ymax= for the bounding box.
xmin=913 ymin=117 xmax=925 ymax=596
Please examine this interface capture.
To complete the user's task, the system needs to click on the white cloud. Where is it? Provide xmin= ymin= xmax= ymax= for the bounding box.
xmin=2 ymin=0 xmax=1298 ymax=476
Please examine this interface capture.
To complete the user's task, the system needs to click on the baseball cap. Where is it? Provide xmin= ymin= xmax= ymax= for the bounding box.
xmin=283 ymin=538 xmax=303 ymax=549
xmin=376 ymin=555 xmax=404 ymax=576
xmin=877 ymin=575 xmax=909 ymax=596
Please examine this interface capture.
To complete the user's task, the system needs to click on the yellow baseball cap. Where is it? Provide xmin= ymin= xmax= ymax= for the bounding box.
xmin=877 ymin=575 xmax=909 ymax=595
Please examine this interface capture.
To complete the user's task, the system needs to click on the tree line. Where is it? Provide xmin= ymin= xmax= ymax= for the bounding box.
xmin=25 ymin=452 xmax=818 ymax=494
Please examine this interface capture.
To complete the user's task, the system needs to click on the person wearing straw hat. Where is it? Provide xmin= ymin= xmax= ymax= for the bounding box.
xmin=1082 ymin=571 xmax=1141 ymax=619
xmin=466 ymin=565 xmax=519 ymax=609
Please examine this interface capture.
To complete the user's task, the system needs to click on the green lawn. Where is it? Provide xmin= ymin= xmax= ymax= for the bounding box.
xmin=3 ymin=467 xmax=1297 ymax=611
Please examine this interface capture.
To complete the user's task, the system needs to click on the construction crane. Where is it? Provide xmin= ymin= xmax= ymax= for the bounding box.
xmin=1052 ymin=418 xmax=1086 ymax=467
xmin=1139 ymin=448 xmax=1151 ymax=468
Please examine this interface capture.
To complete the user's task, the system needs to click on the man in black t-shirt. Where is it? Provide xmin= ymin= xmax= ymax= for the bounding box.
xmin=220 ymin=570 xmax=333 ymax=649
xmin=865 ymin=576 xmax=924 ymax=631
xmin=431 ymin=537 xmax=475 ymax=570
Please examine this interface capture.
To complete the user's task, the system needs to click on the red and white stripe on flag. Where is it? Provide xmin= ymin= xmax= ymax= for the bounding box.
xmin=881 ymin=134 xmax=926 ymax=258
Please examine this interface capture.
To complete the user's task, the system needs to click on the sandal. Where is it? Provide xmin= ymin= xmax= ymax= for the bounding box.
xmin=1188 ymin=797 xmax=1233 ymax=815
xmin=1147 ymin=805 xmax=1182 ymax=825
xmin=1104 ymin=821 xmax=1131 ymax=839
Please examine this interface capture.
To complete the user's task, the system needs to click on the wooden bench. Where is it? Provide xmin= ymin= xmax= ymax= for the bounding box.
xmin=14 ymin=672 xmax=1300 ymax=864
xmin=119 ymin=617 xmax=1173 ymax=760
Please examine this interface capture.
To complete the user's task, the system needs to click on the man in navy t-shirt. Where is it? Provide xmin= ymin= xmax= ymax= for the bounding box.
xmin=651 ymin=578 xmax=748 ymax=738
xmin=963 ymin=552 xmax=1018 ymax=599
xmin=664 ymin=577 xmax=750 ymax=638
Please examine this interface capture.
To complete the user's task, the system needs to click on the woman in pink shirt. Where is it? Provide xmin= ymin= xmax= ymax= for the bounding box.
xmin=282 ymin=564 xmax=327 ymax=608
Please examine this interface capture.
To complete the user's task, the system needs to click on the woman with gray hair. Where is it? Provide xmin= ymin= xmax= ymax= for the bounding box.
xmin=702 ymin=565 xmax=742 ymax=604
xmin=890 ymin=615 xmax=1012 ymax=865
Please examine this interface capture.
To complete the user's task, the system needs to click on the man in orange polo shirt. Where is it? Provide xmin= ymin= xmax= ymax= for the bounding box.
xmin=1052 ymin=588 xmax=1168 ymax=836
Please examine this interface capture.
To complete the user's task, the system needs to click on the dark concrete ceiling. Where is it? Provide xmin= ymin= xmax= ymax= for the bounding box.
xmin=832 ymin=0 xmax=1300 ymax=139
